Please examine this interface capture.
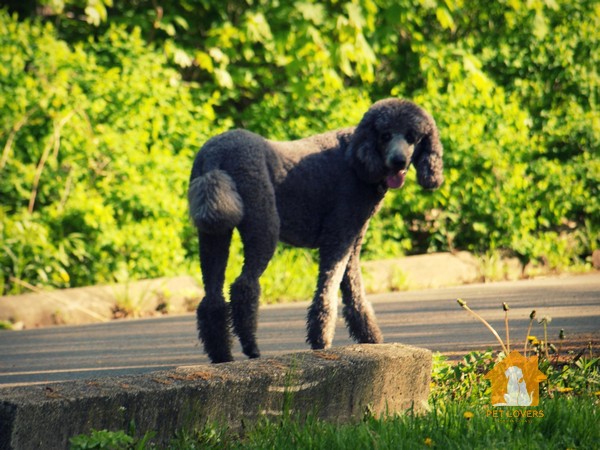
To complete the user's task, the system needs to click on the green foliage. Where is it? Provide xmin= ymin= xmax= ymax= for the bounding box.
xmin=541 ymin=356 xmax=600 ymax=397
xmin=69 ymin=429 xmax=134 ymax=450
xmin=431 ymin=349 xmax=600 ymax=405
xmin=0 ymin=11 xmax=224 ymax=293
xmin=1 ymin=0 xmax=598 ymax=296
xmin=430 ymin=350 xmax=495 ymax=405
xmin=70 ymin=423 xmax=155 ymax=449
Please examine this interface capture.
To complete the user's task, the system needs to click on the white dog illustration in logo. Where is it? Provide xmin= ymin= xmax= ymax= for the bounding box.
xmin=493 ymin=366 xmax=534 ymax=406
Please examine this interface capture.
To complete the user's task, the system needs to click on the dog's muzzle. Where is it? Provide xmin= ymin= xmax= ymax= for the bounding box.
xmin=385 ymin=135 xmax=413 ymax=189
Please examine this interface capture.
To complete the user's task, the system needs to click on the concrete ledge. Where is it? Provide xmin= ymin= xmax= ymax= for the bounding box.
xmin=0 ymin=276 xmax=202 ymax=329
xmin=0 ymin=344 xmax=432 ymax=449
xmin=363 ymin=252 xmax=482 ymax=291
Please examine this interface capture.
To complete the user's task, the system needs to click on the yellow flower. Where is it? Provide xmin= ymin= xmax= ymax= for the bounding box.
xmin=463 ymin=411 xmax=474 ymax=420
xmin=557 ymin=387 xmax=573 ymax=393
xmin=594 ymin=391 xmax=600 ymax=397
xmin=527 ymin=336 xmax=539 ymax=346
xmin=424 ymin=437 xmax=433 ymax=447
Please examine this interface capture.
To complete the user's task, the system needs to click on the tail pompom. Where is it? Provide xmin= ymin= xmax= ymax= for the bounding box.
xmin=188 ymin=170 xmax=244 ymax=233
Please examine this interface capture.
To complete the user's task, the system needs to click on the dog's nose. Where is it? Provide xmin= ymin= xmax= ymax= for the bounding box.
xmin=389 ymin=154 xmax=408 ymax=171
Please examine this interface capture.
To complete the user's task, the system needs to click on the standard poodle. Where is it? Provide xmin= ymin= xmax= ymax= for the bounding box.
xmin=188 ymin=98 xmax=444 ymax=363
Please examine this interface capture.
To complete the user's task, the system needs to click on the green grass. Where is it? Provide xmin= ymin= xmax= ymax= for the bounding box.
xmin=182 ymin=397 xmax=598 ymax=450
xmin=70 ymin=397 xmax=599 ymax=450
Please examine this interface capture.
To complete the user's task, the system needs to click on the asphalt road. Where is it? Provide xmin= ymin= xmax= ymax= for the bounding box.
xmin=1 ymin=274 xmax=598 ymax=388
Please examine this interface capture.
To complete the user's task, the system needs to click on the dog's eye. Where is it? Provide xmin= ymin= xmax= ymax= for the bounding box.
xmin=380 ymin=132 xmax=392 ymax=142
xmin=405 ymin=131 xmax=416 ymax=144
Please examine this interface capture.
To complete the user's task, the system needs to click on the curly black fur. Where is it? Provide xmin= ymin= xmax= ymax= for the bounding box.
xmin=189 ymin=98 xmax=443 ymax=363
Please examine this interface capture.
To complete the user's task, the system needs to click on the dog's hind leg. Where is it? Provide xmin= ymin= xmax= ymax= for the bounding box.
xmin=341 ymin=236 xmax=383 ymax=344
xmin=230 ymin=194 xmax=279 ymax=359
xmin=197 ymin=230 xmax=234 ymax=363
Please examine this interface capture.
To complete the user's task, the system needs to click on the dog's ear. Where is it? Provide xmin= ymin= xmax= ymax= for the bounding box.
xmin=414 ymin=119 xmax=444 ymax=190
xmin=346 ymin=111 xmax=387 ymax=184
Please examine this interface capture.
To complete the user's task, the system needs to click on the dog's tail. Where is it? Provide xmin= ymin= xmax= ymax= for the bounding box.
xmin=188 ymin=170 xmax=244 ymax=233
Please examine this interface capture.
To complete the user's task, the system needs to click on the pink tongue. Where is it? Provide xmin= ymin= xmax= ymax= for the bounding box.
xmin=386 ymin=171 xmax=406 ymax=189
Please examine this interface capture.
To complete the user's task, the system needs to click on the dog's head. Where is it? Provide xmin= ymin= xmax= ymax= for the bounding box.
xmin=347 ymin=99 xmax=444 ymax=190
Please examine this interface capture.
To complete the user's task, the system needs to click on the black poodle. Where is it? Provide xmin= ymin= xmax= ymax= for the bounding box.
xmin=188 ymin=98 xmax=444 ymax=363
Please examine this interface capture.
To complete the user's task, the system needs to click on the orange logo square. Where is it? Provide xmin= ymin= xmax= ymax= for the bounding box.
xmin=484 ymin=351 xmax=547 ymax=406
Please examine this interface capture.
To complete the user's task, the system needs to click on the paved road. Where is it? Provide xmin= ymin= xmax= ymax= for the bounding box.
xmin=1 ymin=274 xmax=598 ymax=387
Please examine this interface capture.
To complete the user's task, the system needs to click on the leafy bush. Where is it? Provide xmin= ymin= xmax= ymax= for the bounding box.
xmin=1 ymin=0 xmax=598 ymax=296
xmin=0 ymin=12 xmax=223 ymax=293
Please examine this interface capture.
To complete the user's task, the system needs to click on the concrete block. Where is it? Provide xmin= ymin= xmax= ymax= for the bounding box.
xmin=0 ymin=276 xmax=202 ymax=328
xmin=363 ymin=252 xmax=480 ymax=291
xmin=0 ymin=344 xmax=431 ymax=449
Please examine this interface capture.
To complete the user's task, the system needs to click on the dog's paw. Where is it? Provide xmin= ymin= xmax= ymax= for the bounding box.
xmin=243 ymin=344 xmax=261 ymax=359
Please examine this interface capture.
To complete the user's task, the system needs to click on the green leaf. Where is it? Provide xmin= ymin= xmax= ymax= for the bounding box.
xmin=435 ymin=7 xmax=456 ymax=31
xmin=214 ymin=67 xmax=233 ymax=89
xmin=295 ymin=1 xmax=325 ymax=25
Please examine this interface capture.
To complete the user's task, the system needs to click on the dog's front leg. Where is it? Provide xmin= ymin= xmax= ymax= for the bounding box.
xmin=306 ymin=245 xmax=352 ymax=349
xmin=341 ymin=236 xmax=383 ymax=344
